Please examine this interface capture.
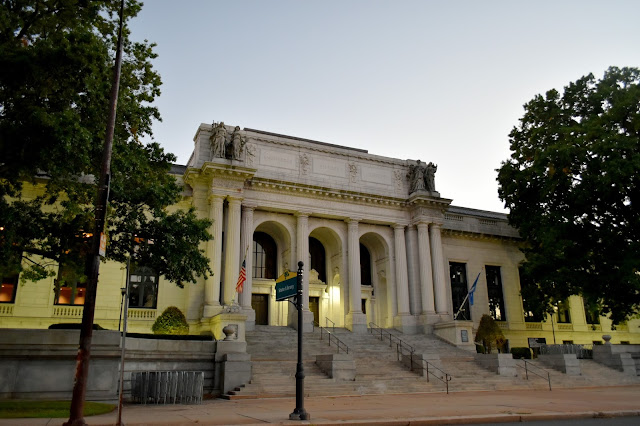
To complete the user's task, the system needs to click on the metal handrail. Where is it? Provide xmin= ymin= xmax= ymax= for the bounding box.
xmin=369 ymin=322 xmax=415 ymax=355
xmin=516 ymin=359 xmax=552 ymax=391
xmin=370 ymin=322 xmax=451 ymax=394
xmin=406 ymin=354 xmax=451 ymax=394
xmin=325 ymin=317 xmax=335 ymax=333
xmin=314 ymin=322 xmax=349 ymax=354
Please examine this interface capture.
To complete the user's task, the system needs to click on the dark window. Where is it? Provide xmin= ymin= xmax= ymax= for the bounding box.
xmin=128 ymin=265 xmax=158 ymax=309
xmin=253 ymin=232 xmax=277 ymax=279
xmin=361 ymin=299 xmax=367 ymax=314
xmin=486 ymin=266 xmax=506 ymax=321
xmin=0 ymin=272 xmax=18 ymax=303
xmin=583 ymin=299 xmax=599 ymax=325
xmin=562 ymin=340 xmax=573 ymax=344
xmin=55 ymin=264 xmax=86 ymax=305
xmin=520 ymin=267 xmax=544 ymax=322
xmin=309 ymin=237 xmax=326 ymax=283
xmin=450 ymin=262 xmax=470 ymax=320
xmin=360 ymin=244 xmax=372 ymax=286
xmin=557 ymin=300 xmax=571 ymax=323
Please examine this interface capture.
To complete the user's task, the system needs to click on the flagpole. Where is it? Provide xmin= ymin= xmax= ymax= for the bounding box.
xmin=234 ymin=245 xmax=250 ymax=304
xmin=454 ymin=268 xmax=483 ymax=321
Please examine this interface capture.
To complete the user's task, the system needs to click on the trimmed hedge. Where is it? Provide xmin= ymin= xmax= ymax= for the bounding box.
xmin=151 ymin=306 xmax=189 ymax=335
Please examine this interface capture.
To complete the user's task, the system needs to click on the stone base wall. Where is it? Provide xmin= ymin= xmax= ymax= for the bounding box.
xmin=538 ymin=354 xmax=580 ymax=375
xmin=0 ymin=329 xmax=250 ymax=400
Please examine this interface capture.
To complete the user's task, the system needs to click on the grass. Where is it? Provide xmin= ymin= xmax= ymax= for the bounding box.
xmin=0 ymin=400 xmax=116 ymax=419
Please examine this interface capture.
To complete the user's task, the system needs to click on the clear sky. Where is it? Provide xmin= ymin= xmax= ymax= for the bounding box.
xmin=129 ymin=0 xmax=640 ymax=213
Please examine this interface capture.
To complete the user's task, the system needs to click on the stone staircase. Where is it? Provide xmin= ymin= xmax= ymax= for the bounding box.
xmin=224 ymin=325 xmax=640 ymax=399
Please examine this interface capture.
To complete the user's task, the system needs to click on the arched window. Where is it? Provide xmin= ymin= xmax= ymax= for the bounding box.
xmin=360 ymin=243 xmax=372 ymax=286
xmin=309 ymin=237 xmax=326 ymax=283
xmin=253 ymin=232 xmax=277 ymax=279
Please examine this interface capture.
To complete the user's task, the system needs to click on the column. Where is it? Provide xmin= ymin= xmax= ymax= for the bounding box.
xmin=405 ymin=226 xmax=420 ymax=315
xmin=239 ymin=204 xmax=255 ymax=309
xmin=223 ymin=196 xmax=242 ymax=305
xmin=296 ymin=213 xmax=310 ymax=308
xmin=295 ymin=212 xmax=313 ymax=331
xmin=346 ymin=218 xmax=367 ymax=333
xmin=430 ymin=223 xmax=449 ymax=315
xmin=203 ymin=194 xmax=223 ymax=317
xmin=417 ymin=222 xmax=436 ymax=314
xmin=347 ymin=219 xmax=361 ymax=315
xmin=393 ymin=224 xmax=411 ymax=315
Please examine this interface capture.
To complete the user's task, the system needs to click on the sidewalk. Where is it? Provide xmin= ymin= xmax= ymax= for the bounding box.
xmin=4 ymin=385 xmax=640 ymax=426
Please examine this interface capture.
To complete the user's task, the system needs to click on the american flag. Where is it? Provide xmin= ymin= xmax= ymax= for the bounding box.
xmin=236 ymin=258 xmax=246 ymax=293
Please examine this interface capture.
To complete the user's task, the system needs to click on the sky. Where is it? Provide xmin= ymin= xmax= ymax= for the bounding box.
xmin=129 ymin=0 xmax=640 ymax=213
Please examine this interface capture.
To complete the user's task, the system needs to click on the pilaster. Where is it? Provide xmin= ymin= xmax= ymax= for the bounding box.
xmin=240 ymin=204 xmax=255 ymax=329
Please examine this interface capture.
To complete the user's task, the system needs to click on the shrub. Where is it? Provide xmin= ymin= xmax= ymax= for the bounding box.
xmin=474 ymin=314 xmax=506 ymax=353
xmin=510 ymin=347 xmax=532 ymax=359
xmin=151 ymin=306 xmax=189 ymax=335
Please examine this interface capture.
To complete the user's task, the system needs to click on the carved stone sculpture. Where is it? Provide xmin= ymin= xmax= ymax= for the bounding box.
xmin=407 ymin=160 xmax=437 ymax=194
xmin=425 ymin=162 xmax=437 ymax=192
xmin=210 ymin=122 xmax=227 ymax=159
xmin=231 ymin=126 xmax=246 ymax=160
xmin=408 ymin=160 xmax=426 ymax=193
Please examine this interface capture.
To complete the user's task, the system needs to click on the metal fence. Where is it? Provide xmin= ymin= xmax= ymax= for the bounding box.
xmin=539 ymin=344 xmax=593 ymax=359
xmin=131 ymin=371 xmax=204 ymax=404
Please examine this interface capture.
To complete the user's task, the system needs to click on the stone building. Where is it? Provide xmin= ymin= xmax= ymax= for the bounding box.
xmin=1 ymin=122 xmax=638 ymax=349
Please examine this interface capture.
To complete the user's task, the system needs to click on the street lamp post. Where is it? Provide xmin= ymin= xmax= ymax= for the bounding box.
xmin=289 ymin=261 xmax=310 ymax=421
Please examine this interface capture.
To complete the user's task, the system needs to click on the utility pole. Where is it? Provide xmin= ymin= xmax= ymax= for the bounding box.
xmin=64 ymin=1 xmax=125 ymax=424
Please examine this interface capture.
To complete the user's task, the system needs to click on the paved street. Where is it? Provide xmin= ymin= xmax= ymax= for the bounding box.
xmin=3 ymin=385 xmax=640 ymax=426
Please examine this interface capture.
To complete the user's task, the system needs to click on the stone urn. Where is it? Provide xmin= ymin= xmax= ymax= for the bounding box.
xmin=602 ymin=334 xmax=612 ymax=345
xmin=222 ymin=324 xmax=237 ymax=341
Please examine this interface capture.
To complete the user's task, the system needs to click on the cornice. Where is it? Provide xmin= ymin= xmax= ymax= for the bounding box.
xmin=249 ymin=136 xmax=405 ymax=167
xmin=246 ymin=177 xmax=408 ymax=208
xmin=442 ymin=228 xmax=522 ymax=243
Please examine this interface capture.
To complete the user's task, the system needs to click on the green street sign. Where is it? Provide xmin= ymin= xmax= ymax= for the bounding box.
xmin=275 ymin=270 xmax=297 ymax=301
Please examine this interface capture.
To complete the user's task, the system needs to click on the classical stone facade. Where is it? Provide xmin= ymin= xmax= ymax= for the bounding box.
xmin=1 ymin=123 xmax=638 ymax=349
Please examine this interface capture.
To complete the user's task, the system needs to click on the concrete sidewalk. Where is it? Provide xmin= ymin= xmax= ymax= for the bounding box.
xmin=4 ymin=385 xmax=640 ymax=426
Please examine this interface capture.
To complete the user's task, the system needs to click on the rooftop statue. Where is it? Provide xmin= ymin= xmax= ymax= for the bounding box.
xmin=407 ymin=160 xmax=437 ymax=194
xmin=210 ymin=121 xmax=227 ymax=159
xmin=231 ymin=126 xmax=246 ymax=160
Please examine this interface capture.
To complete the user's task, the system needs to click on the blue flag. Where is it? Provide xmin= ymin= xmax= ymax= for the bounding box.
xmin=469 ymin=271 xmax=481 ymax=306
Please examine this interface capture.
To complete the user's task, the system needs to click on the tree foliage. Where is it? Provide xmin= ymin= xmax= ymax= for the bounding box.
xmin=0 ymin=0 xmax=211 ymax=286
xmin=151 ymin=306 xmax=189 ymax=335
xmin=497 ymin=67 xmax=640 ymax=324
xmin=475 ymin=314 xmax=506 ymax=354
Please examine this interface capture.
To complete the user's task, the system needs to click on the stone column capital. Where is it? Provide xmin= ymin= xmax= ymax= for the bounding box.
xmin=226 ymin=195 xmax=243 ymax=204
xmin=242 ymin=203 xmax=257 ymax=212
xmin=295 ymin=210 xmax=312 ymax=218
xmin=416 ymin=221 xmax=430 ymax=230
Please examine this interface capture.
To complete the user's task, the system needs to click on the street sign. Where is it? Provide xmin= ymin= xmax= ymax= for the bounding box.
xmin=275 ymin=270 xmax=297 ymax=301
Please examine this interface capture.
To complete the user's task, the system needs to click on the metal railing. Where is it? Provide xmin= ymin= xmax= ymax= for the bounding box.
xmin=406 ymin=353 xmax=452 ymax=394
xmin=313 ymin=322 xmax=349 ymax=354
xmin=130 ymin=371 xmax=204 ymax=404
xmin=369 ymin=322 xmax=415 ymax=356
xmin=540 ymin=344 xmax=593 ymax=359
xmin=325 ymin=317 xmax=336 ymax=334
xmin=516 ymin=359 xmax=551 ymax=391
xmin=369 ymin=322 xmax=451 ymax=393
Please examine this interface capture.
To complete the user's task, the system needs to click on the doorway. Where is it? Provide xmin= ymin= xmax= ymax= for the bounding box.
xmin=252 ymin=293 xmax=269 ymax=325
xmin=309 ymin=296 xmax=320 ymax=325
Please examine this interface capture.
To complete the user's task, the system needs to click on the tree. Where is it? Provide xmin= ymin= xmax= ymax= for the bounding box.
xmin=0 ymin=1 xmax=211 ymax=286
xmin=497 ymin=67 xmax=640 ymax=324
xmin=475 ymin=314 xmax=506 ymax=354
